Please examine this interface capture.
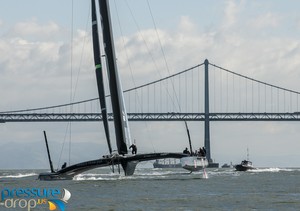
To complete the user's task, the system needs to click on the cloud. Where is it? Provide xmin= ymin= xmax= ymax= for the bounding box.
xmin=10 ymin=19 xmax=61 ymax=41
xmin=222 ymin=0 xmax=240 ymax=29
xmin=115 ymin=20 xmax=216 ymax=89
xmin=0 ymin=19 xmax=98 ymax=109
xmin=117 ymin=12 xmax=300 ymax=92
xmin=178 ymin=16 xmax=196 ymax=32
xmin=250 ymin=12 xmax=281 ymax=29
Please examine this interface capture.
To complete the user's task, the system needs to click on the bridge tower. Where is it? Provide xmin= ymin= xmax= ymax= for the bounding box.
xmin=204 ymin=59 xmax=219 ymax=167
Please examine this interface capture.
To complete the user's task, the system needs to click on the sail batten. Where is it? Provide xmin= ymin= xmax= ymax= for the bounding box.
xmin=91 ymin=0 xmax=112 ymax=154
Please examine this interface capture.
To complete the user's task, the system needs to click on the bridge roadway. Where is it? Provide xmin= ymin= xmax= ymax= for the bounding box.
xmin=1 ymin=112 xmax=300 ymax=122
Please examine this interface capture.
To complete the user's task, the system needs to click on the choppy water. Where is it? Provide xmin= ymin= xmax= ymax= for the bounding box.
xmin=1 ymin=167 xmax=300 ymax=210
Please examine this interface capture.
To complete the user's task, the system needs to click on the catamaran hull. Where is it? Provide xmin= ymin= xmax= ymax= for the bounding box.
xmin=39 ymin=152 xmax=190 ymax=180
xmin=180 ymin=156 xmax=208 ymax=172
xmin=39 ymin=172 xmax=74 ymax=181
xmin=235 ymin=165 xmax=255 ymax=171
xmin=153 ymin=160 xmax=181 ymax=168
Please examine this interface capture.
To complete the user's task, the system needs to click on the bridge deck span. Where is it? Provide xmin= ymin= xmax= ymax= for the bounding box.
xmin=1 ymin=112 xmax=300 ymax=122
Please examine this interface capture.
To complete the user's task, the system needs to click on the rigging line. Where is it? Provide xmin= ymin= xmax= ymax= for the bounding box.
xmin=1 ymin=63 xmax=204 ymax=114
xmin=58 ymin=0 xmax=91 ymax=168
xmin=57 ymin=122 xmax=71 ymax=170
xmin=60 ymin=4 xmax=92 ymax=166
xmin=71 ymin=5 xmax=91 ymax=103
xmin=210 ymin=63 xmax=300 ymax=95
xmin=70 ymin=0 xmax=74 ymax=110
xmin=146 ymin=0 xmax=181 ymax=112
xmin=113 ymin=0 xmax=142 ymax=112
xmin=124 ymin=0 xmax=178 ymax=114
xmin=68 ymin=0 xmax=75 ymax=166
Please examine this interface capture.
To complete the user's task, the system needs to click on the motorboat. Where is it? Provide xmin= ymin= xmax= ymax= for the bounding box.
xmin=235 ymin=160 xmax=255 ymax=171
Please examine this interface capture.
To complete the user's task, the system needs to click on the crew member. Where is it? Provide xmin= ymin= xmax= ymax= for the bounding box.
xmin=199 ymin=147 xmax=206 ymax=157
xmin=202 ymin=147 xmax=206 ymax=156
xmin=183 ymin=147 xmax=190 ymax=154
xmin=129 ymin=144 xmax=137 ymax=154
xmin=61 ymin=162 xmax=67 ymax=169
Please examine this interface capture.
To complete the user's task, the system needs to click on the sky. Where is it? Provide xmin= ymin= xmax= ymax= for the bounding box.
xmin=1 ymin=0 xmax=300 ymax=169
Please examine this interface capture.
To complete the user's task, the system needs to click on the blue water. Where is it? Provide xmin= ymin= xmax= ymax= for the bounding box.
xmin=1 ymin=167 xmax=300 ymax=210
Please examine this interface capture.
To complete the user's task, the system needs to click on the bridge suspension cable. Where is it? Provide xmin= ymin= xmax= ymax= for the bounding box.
xmin=210 ymin=63 xmax=300 ymax=95
xmin=0 ymin=63 xmax=204 ymax=114
xmin=210 ymin=62 xmax=300 ymax=113
xmin=2 ymin=61 xmax=300 ymax=117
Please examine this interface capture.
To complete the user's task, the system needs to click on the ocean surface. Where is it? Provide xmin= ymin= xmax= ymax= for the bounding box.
xmin=1 ymin=166 xmax=300 ymax=210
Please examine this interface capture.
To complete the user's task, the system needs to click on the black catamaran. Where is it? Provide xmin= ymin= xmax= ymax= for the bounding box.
xmin=39 ymin=0 xmax=207 ymax=180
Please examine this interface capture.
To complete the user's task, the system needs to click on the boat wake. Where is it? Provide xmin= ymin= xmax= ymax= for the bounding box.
xmin=199 ymin=167 xmax=300 ymax=178
xmin=249 ymin=167 xmax=298 ymax=173
xmin=0 ymin=173 xmax=37 ymax=179
xmin=74 ymin=169 xmax=202 ymax=181
xmin=249 ymin=168 xmax=280 ymax=173
xmin=74 ymin=173 xmax=120 ymax=181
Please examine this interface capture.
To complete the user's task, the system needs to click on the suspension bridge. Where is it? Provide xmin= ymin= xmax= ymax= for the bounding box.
xmin=1 ymin=59 xmax=300 ymax=164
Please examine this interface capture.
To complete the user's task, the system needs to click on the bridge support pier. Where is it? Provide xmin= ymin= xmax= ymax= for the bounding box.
xmin=204 ymin=59 xmax=219 ymax=168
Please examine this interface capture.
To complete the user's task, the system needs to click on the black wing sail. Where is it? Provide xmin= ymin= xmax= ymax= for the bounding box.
xmin=98 ymin=0 xmax=128 ymax=154
xmin=91 ymin=0 xmax=112 ymax=154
